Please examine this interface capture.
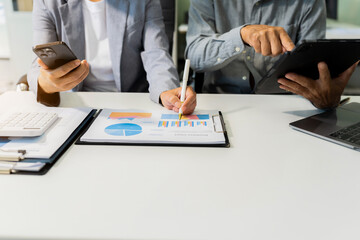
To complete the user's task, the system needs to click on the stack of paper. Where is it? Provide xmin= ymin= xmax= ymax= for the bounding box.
xmin=0 ymin=91 xmax=93 ymax=173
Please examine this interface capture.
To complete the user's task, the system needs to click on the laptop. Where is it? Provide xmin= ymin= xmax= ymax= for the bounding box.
xmin=289 ymin=102 xmax=360 ymax=150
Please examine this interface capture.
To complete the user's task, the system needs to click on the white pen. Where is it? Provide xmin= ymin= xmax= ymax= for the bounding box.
xmin=179 ymin=59 xmax=191 ymax=120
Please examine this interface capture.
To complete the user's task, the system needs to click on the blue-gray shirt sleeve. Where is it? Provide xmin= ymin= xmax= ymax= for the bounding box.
xmin=185 ymin=0 xmax=326 ymax=73
xmin=297 ymin=0 xmax=327 ymax=41
xmin=185 ymin=0 xmax=248 ymax=72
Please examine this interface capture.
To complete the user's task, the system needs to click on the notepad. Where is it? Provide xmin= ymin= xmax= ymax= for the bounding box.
xmin=78 ymin=109 xmax=229 ymax=147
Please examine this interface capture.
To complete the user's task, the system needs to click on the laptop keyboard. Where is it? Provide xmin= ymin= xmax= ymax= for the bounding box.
xmin=330 ymin=122 xmax=360 ymax=145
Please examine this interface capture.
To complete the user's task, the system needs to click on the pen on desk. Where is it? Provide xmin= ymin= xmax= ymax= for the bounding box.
xmin=339 ymin=97 xmax=350 ymax=106
xmin=179 ymin=59 xmax=191 ymax=120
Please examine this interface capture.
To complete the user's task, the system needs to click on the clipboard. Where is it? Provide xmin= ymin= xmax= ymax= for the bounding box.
xmin=0 ymin=110 xmax=96 ymax=175
xmin=76 ymin=109 xmax=230 ymax=148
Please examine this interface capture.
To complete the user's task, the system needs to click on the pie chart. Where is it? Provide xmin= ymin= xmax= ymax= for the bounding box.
xmin=105 ymin=123 xmax=142 ymax=136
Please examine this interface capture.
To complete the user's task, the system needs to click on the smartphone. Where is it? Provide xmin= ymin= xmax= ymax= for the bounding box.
xmin=32 ymin=41 xmax=78 ymax=69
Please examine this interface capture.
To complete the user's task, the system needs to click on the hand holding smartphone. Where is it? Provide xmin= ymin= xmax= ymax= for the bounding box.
xmin=33 ymin=41 xmax=89 ymax=94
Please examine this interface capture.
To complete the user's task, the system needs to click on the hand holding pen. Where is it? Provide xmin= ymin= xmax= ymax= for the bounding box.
xmin=159 ymin=59 xmax=197 ymax=115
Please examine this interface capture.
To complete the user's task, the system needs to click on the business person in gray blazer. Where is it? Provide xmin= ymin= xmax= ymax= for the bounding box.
xmin=28 ymin=0 xmax=196 ymax=114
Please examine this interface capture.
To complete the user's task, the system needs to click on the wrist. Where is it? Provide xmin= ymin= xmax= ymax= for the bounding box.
xmin=38 ymin=76 xmax=55 ymax=94
xmin=159 ymin=92 xmax=165 ymax=106
xmin=37 ymin=81 xmax=60 ymax=107
xmin=240 ymin=25 xmax=250 ymax=45
xmin=312 ymin=99 xmax=340 ymax=111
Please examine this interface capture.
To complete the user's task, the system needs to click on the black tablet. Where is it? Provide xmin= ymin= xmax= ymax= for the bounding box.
xmin=255 ymin=39 xmax=360 ymax=94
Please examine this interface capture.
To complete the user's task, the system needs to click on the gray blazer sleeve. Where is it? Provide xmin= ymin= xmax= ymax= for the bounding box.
xmin=27 ymin=0 xmax=58 ymax=95
xmin=141 ymin=0 xmax=180 ymax=103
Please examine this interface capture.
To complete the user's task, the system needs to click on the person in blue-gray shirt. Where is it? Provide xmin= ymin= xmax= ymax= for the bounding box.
xmin=186 ymin=0 xmax=357 ymax=109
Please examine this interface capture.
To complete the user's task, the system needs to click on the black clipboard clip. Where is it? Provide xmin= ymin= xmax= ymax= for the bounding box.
xmin=212 ymin=111 xmax=227 ymax=134
xmin=212 ymin=114 xmax=224 ymax=133
xmin=0 ymin=148 xmax=26 ymax=162
xmin=212 ymin=111 xmax=230 ymax=148
xmin=0 ymin=162 xmax=18 ymax=174
xmin=0 ymin=149 xmax=27 ymax=174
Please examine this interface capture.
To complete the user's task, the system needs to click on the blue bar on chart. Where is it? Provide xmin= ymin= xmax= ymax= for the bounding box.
xmin=158 ymin=121 xmax=169 ymax=128
xmin=159 ymin=121 xmax=181 ymax=128
xmin=171 ymin=121 xmax=182 ymax=127
xmin=197 ymin=121 xmax=207 ymax=126
xmin=184 ymin=121 xmax=194 ymax=127
xmin=158 ymin=120 xmax=207 ymax=128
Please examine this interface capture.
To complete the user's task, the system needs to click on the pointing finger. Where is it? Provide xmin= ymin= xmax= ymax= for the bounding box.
xmin=279 ymin=30 xmax=295 ymax=52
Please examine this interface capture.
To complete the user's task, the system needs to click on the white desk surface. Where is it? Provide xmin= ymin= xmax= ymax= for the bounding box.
xmin=1 ymin=92 xmax=360 ymax=240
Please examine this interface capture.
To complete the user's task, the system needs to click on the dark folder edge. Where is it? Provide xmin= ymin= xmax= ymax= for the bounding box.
xmin=13 ymin=109 xmax=97 ymax=175
xmin=75 ymin=110 xmax=230 ymax=148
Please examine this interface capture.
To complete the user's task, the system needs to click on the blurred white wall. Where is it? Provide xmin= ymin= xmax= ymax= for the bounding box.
xmin=0 ymin=0 xmax=10 ymax=58
xmin=3 ymin=0 xmax=34 ymax=83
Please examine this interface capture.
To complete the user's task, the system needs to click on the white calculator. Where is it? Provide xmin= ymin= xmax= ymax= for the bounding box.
xmin=0 ymin=112 xmax=58 ymax=137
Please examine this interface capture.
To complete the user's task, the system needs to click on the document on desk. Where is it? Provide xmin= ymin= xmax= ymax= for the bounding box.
xmin=79 ymin=109 xmax=229 ymax=147
xmin=0 ymin=91 xmax=94 ymax=173
xmin=0 ymin=107 xmax=92 ymax=159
